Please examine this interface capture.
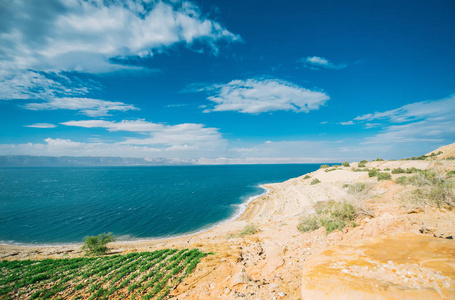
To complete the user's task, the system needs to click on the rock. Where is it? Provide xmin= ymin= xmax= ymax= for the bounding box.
xmin=301 ymin=233 xmax=455 ymax=299
xmin=231 ymin=268 xmax=251 ymax=287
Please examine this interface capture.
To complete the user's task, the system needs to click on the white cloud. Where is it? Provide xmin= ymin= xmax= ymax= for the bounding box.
xmin=200 ymin=78 xmax=329 ymax=114
xmin=301 ymin=56 xmax=347 ymax=70
xmin=24 ymin=123 xmax=57 ymax=129
xmin=61 ymin=119 xmax=226 ymax=150
xmin=0 ymin=0 xmax=239 ymax=74
xmin=339 ymin=120 xmax=354 ymax=125
xmin=0 ymin=0 xmax=239 ymax=113
xmin=24 ymin=97 xmax=138 ymax=117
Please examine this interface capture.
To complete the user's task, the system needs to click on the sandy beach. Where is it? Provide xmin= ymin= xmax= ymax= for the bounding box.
xmin=1 ymin=151 xmax=455 ymax=299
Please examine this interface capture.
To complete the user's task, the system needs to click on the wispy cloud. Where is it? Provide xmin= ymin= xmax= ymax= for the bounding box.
xmin=24 ymin=123 xmax=57 ymax=129
xmin=61 ymin=119 xmax=226 ymax=150
xmin=196 ymin=78 xmax=329 ymax=114
xmin=300 ymin=56 xmax=347 ymax=70
xmin=353 ymin=95 xmax=455 ymax=144
xmin=339 ymin=120 xmax=354 ymax=125
xmin=24 ymin=97 xmax=138 ymax=117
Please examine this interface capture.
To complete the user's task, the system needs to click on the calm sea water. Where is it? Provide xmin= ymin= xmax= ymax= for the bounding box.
xmin=0 ymin=164 xmax=320 ymax=245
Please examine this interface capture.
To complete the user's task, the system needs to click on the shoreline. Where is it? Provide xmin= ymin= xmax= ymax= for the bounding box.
xmin=0 ymin=185 xmax=272 ymax=249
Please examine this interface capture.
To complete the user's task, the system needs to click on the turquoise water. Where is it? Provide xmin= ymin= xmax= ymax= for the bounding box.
xmin=0 ymin=164 xmax=319 ymax=245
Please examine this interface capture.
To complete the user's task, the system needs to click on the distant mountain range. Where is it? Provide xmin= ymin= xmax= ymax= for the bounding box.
xmin=0 ymin=156 xmax=194 ymax=167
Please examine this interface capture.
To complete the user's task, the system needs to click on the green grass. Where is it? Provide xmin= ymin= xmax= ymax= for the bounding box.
xmin=392 ymin=167 xmax=405 ymax=174
xmin=319 ymin=165 xmax=329 ymax=169
xmin=447 ymin=170 xmax=455 ymax=178
xmin=0 ymin=249 xmax=207 ymax=300
xmin=303 ymin=175 xmax=311 ymax=179
xmin=298 ymin=201 xmax=357 ymax=234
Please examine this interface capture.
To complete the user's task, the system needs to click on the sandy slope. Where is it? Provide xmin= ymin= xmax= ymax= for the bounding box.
xmin=1 ymin=150 xmax=455 ymax=299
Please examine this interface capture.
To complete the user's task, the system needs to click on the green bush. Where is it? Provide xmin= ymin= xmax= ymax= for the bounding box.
xmin=358 ymin=160 xmax=368 ymax=168
xmin=384 ymin=168 xmax=391 ymax=171
xmin=373 ymin=158 xmax=384 ymax=161
xmin=392 ymin=168 xmax=406 ymax=174
xmin=298 ymin=201 xmax=357 ymax=234
xmin=344 ymin=183 xmax=366 ymax=194
xmin=447 ymin=170 xmax=455 ymax=178
xmin=238 ymin=224 xmax=259 ymax=237
xmin=342 ymin=162 xmax=350 ymax=167
xmin=368 ymin=169 xmax=378 ymax=177
xmin=310 ymin=178 xmax=321 ymax=185
xmin=377 ymin=172 xmax=392 ymax=181
xmin=82 ymin=232 xmax=115 ymax=255
xmin=396 ymin=176 xmax=408 ymax=185
xmin=304 ymin=175 xmax=311 ymax=179
xmin=297 ymin=215 xmax=320 ymax=232
xmin=319 ymin=164 xmax=330 ymax=169
xmin=354 ymin=168 xmax=370 ymax=172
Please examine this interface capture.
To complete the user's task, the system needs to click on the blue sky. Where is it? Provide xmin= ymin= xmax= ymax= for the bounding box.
xmin=0 ymin=0 xmax=454 ymax=163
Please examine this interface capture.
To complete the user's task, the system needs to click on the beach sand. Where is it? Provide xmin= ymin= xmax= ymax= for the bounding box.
xmin=1 ymin=156 xmax=455 ymax=299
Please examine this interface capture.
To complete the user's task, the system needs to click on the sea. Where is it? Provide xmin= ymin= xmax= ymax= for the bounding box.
xmin=0 ymin=164 xmax=321 ymax=245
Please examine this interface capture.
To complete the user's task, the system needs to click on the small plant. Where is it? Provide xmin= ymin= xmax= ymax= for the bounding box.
xmin=344 ymin=183 xmax=366 ymax=194
xmin=238 ymin=224 xmax=259 ymax=237
xmin=342 ymin=161 xmax=350 ymax=167
xmin=392 ymin=167 xmax=406 ymax=174
xmin=319 ymin=164 xmax=329 ymax=169
xmin=304 ymin=175 xmax=311 ymax=179
xmin=384 ymin=168 xmax=391 ymax=171
xmin=446 ymin=170 xmax=455 ymax=178
xmin=358 ymin=160 xmax=368 ymax=168
xmin=227 ymin=224 xmax=259 ymax=239
xmin=377 ymin=172 xmax=392 ymax=181
xmin=373 ymin=158 xmax=384 ymax=161
xmin=297 ymin=215 xmax=320 ymax=232
xmin=298 ymin=201 xmax=357 ymax=234
xmin=82 ymin=232 xmax=115 ymax=255
xmin=310 ymin=178 xmax=321 ymax=185
xmin=396 ymin=176 xmax=408 ymax=185
xmin=368 ymin=169 xmax=378 ymax=177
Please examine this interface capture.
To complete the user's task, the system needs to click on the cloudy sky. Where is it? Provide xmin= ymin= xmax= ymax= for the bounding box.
xmin=0 ymin=0 xmax=454 ymax=163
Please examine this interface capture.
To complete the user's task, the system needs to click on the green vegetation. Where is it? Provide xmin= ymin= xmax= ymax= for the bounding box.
xmin=402 ymin=151 xmax=442 ymax=161
xmin=448 ymin=170 xmax=455 ymax=178
xmin=310 ymin=178 xmax=321 ymax=185
xmin=372 ymin=158 xmax=384 ymax=161
xmin=368 ymin=169 xmax=378 ymax=177
xmin=319 ymin=164 xmax=329 ymax=169
xmin=238 ymin=224 xmax=259 ymax=237
xmin=325 ymin=167 xmax=340 ymax=172
xmin=384 ymin=168 xmax=391 ymax=171
xmin=396 ymin=169 xmax=454 ymax=207
xmin=227 ymin=224 xmax=259 ymax=239
xmin=343 ymin=183 xmax=366 ymax=194
xmin=82 ymin=232 xmax=115 ymax=256
xmin=342 ymin=161 xmax=350 ymax=167
xmin=0 ymin=249 xmax=207 ymax=300
xmin=354 ymin=168 xmax=370 ymax=172
xmin=377 ymin=172 xmax=392 ymax=181
xmin=303 ymin=175 xmax=311 ymax=179
xmin=298 ymin=201 xmax=357 ymax=234
xmin=392 ymin=167 xmax=406 ymax=174
xmin=358 ymin=160 xmax=368 ymax=168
